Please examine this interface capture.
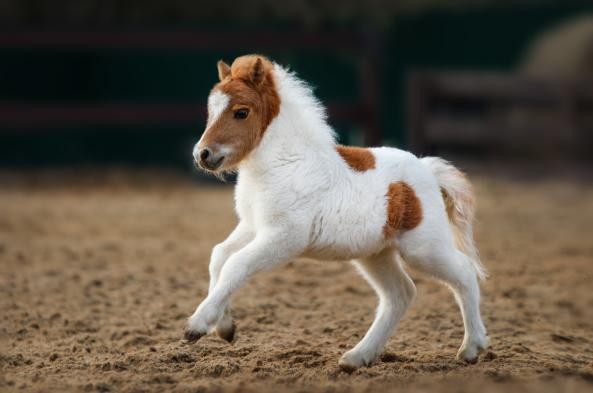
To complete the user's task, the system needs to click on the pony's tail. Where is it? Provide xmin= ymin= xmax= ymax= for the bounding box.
xmin=420 ymin=157 xmax=487 ymax=280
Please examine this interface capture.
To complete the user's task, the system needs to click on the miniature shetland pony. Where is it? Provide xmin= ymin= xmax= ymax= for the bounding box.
xmin=187 ymin=55 xmax=489 ymax=370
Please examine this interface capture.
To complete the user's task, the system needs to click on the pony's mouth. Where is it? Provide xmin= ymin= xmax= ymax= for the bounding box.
xmin=198 ymin=155 xmax=225 ymax=172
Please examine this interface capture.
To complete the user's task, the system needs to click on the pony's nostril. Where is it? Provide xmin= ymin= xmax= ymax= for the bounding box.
xmin=196 ymin=147 xmax=224 ymax=170
xmin=199 ymin=148 xmax=211 ymax=162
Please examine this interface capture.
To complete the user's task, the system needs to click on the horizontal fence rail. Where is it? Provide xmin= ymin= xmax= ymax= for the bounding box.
xmin=407 ymin=72 xmax=593 ymax=156
xmin=0 ymin=30 xmax=384 ymax=146
xmin=0 ymin=103 xmax=368 ymax=129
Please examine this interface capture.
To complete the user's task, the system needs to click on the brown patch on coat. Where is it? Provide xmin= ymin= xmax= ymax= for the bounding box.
xmin=336 ymin=145 xmax=376 ymax=172
xmin=198 ymin=55 xmax=281 ymax=171
xmin=383 ymin=182 xmax=423 ymax=237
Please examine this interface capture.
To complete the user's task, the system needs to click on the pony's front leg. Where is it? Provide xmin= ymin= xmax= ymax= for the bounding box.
xmin=208 ymin=222 xmax=254 ymax=293
xmin=185 ymin=230 xmax=304 ymax=342
xmin=206 ymin=222 xmax=254 ymax=341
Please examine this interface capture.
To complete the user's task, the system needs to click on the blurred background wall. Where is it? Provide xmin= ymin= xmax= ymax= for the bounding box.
xmin=0 ymin=0 xmax=592 ymax=169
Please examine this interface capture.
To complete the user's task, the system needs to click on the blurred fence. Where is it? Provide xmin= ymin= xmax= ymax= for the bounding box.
xmin=408 ymin=72 xmax=593 ymax=158
xmin=0 ymin=30 xmax=382 ymax=145
xmin=1 ymin=3 xmax=593 ymax=167
xmin=0 ymin=30 xmax=383 ymax=167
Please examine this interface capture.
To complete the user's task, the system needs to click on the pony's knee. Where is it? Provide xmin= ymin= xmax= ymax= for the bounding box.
xmin=401 ymin=275 xmax=417 ymax=304
xmin=209 ymin=243 xmax=232 ymax=276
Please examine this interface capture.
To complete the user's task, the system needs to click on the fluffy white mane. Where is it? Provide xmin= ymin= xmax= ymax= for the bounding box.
xmin=272 ymin=64 xmax=337 ymax=147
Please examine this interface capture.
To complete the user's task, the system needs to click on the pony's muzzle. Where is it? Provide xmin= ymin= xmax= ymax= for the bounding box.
xmin=194 ymin=146 xmax=225 ymax=171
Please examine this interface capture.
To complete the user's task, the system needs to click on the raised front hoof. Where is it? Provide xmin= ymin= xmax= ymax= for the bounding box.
xmin=338 ymin=350 xmax=374 ymax=373
xmin=183 ymin=329 xmax=205 ymax=343
xmin=216 ymin=321 xmax=236 ymax=343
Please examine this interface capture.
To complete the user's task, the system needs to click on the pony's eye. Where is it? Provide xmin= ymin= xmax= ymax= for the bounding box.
xmin=234 ymin=108 xmax=249 ymax=119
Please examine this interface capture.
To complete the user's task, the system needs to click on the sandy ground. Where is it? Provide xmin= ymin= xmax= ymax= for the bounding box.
xmin=1 ymin=167 xmax=593 ymax=393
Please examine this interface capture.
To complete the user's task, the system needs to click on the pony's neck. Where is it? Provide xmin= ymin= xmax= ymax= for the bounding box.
xmin=240 ymin=64 xmax=338 ymax=175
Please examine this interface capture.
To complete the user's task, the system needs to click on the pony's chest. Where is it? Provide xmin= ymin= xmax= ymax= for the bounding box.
xmin=234 ymin=168 xmax=318 ymax=225
xmin=233 ymin=179 xmax=282 ymax=225
xmin=234 ymin=181 xmax=257 ymax=223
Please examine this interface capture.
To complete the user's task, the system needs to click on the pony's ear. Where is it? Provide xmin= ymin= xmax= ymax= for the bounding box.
xmin=217 ymin=60 xmax=231 ymax=81
xmin=250 ymin=57 xmax=265 ymax=85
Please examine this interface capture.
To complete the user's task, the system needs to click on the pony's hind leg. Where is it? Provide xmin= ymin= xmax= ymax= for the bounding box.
xmin=400 ymin=240 xmax=489 ymax=363
xmin=339 ymin=248 xmax=416 ymax=371
xmin=450 ymin=251 xmax=489 ymax=362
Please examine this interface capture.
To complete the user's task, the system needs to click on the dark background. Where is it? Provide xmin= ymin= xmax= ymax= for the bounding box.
xmin=1 ymin=1 xmax=592 ymax=169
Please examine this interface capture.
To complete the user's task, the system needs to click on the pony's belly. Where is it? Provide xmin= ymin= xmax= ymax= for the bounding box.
xmin=303 ymin=246 xmax=359 ymax=261
xmin=303 ymin=202 xmax=389 ymax=260
xmin=304 ymin=233 xmax=387 ymax=261
xmin=303 ymin=245 xmax=384 ymax=261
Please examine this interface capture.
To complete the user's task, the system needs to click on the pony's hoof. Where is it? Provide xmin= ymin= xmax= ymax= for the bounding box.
xmin=338 ymin=361 xmax=357 ymax=374
xmin=456 ymin=336 xmax=489 ymax=363
xmin=457 ymin=347 xmax=479 ymax=364
xmin=338 ymin=350 xmax=374 ymax=372
xmin=183 ymin=329 xmax=205 ymax=343
xmin=216 ymin=321 xmax=236 ymax=343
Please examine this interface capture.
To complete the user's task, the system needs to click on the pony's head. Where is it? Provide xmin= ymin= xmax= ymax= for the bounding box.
xmin=193 ymin=55 xmax=280 ymax=173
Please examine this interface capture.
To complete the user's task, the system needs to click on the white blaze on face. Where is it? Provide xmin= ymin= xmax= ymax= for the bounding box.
xmin=206 ymin=90 xmax=230 ymax=127
xmin=194 ymin=90 xmax=231 ymax=162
